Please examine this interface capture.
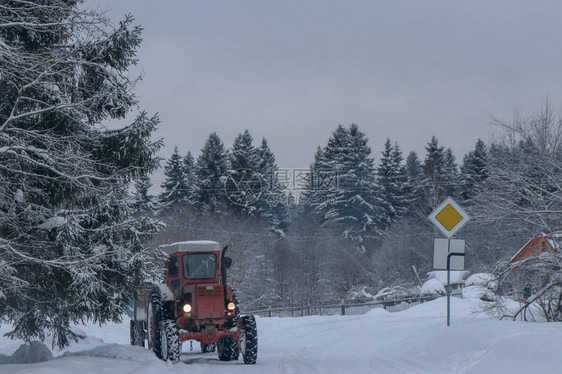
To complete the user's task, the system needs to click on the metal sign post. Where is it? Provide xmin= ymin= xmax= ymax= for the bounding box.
xmin=428 ymin=197 xmax=470 ymax=327
xmin=446 ymin=249 xmax=466 ymax=326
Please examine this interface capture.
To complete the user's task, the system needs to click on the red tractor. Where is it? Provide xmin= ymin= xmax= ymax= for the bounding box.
xmin=129 ymin=241 xmax=258 ymax=364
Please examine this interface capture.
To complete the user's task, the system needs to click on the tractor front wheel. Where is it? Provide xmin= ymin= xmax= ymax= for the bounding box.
xmin=160 ymin=320 xmax=181 ymax=363
xmin=241 ymin=315 xmax=258 ymax=364
xmin=217 ymin=337 xmax=239 ymax=361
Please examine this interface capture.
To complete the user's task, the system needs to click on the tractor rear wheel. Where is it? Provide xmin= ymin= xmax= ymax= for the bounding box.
xmin=130 ymin=320 xmax=145 ymax=347
xmin=241 ymin=315 xmax=258 ymax=364
xmin=160 ymin=320 xmax=181 ymax=363
xmin=147 ymin=289 xmax=163 ymax=359
xmin=217 ymin=336 xmax=239 ymax=361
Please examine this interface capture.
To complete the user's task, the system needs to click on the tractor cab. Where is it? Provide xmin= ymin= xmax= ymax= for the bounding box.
xmin=159 ymin=241 xmax=236 ymax=329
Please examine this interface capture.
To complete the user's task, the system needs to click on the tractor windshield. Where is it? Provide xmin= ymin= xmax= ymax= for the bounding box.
xmin=183 ymin=253 xmax=217 ymax=279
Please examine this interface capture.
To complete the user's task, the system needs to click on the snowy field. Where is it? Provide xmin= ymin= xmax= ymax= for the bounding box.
xmin=2 ymin=297 xmax=562 ymax=374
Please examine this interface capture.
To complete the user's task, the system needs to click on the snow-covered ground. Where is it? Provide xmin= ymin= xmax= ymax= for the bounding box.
xmin=2 ymin=297 xmax=562 ymax=374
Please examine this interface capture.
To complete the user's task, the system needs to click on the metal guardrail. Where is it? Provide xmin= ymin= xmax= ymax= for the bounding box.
xmin=244 ymin=296 xmax=436 ymax=318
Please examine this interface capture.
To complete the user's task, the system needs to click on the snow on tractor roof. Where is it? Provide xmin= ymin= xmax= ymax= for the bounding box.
xmin=159 ymin=240 xmax=223 ymax=254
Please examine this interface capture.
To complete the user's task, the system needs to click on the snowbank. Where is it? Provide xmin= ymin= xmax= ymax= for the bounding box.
xmin=0 ymin=341 xmax=53 ymax=364
xmin=374 ymin=285 xmax=420 ymax=301
xmin=465 ymin=273 xmax=498 ymax=290
xmin=62 ymin=344 xmax=156 ymax=362
xmin=463 ymin=273 xmax=498 ymax=301
xmin=420 ymin=278 xmax=446 ymax=297
xmin=463 ymin=285 xmax=495 ymax=300
xmin=398 ymin=296 xmax=486 ymax=319
xmin=427 ymin=270 xmax=469 ymax=284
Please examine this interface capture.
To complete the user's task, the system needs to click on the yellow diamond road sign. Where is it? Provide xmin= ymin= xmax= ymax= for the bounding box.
xmin=435 ymin=204 xmax=463 ymax=231
xmin=428 ymin=197 xmax=470 ymax=238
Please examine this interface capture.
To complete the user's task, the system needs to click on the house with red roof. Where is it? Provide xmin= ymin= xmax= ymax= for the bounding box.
xmin=509 ymin=232 xmax=562 ymax=272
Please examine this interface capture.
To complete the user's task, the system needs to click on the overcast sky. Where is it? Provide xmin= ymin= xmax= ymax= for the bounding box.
xmin=89 ymin=0 xmax=562 ymax=187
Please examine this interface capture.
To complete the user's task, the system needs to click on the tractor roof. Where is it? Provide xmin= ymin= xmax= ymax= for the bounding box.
xmin=159 ymin=240 xmax=223 ymax=255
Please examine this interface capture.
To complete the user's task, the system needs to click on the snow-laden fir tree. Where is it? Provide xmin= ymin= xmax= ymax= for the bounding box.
xmin=255 ymin=137 xmax=289 ymax=232
xmin=444 ymin=147 xmax=461 ymax=196
xmin=308 ymin=124 xmax=387 ymax=244
xmin=376 ymin=139 xmax=410 ymax=223
xmin=405 ymin=151 xmax=423 ymax=184
xmin=230 ymin=130 xmax=258 ymax=171
xmin=418 ymin=136 xmax=458 ymax=212
xmin=227 ymin=130 xmax=260 ymax=214
xmin=376 ymin=139 xmax=397 ymax=222
xmin=133 ymin=174 xmax=157 ymax=215
xmin=342 ymin=124 xmax=390 ymax=238
xmin=0 ymin=1 xmax=163 ymax=347
xmin=305 ymin=128 xmax=346 ymax=224
xmin=403 ymin=151 xmax=423 ymax=217
xmin=390 ymin=143 xmax=412 ymax=213
xmin=193 ymin=132 xmax=230 ymax=213
xmin=221 ymin=130 xmax=288 ymax=230
xmin=460 ymin=139 xmax=489 ymax=201
xmin=159 ymin=147 xmax=191 ymax=214
xmin=183 ymin=151 xmax=197 ymax=196
xmin=302 ymin=146 xmax=327 ymax=202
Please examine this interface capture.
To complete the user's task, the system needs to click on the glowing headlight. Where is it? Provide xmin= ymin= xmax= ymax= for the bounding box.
xmin=227 ymin=302 xmax=236 ymax=311
xmin=183 ymin=303 xmax=192 ymax=313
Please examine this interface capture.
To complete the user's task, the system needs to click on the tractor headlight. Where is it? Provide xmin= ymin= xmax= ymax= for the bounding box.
xmin=227 ymin=302 xmax=236 ymax=311
xmin=183 ymin=303 xmax=192 ymax=313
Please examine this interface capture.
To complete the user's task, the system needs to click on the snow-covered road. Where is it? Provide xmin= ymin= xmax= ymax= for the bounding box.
xmin=2 ymin=297 xmax=562 ymax=374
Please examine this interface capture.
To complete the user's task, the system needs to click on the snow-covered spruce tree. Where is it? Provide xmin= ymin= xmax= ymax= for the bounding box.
xmin=0 ymin=1 xmax=163 ymax=347
xmin=183 ymin=151 xmax=197 ymax=197
xmin=230 ymin=129 xmax=258 ymax=171
xmin=227 ymin=130 xmax=259 ymax=215
xmin=376 ymin=139 xmax=396 ymax=221
xmin=373 ymin=143 xmax=428 ymax=288
xmin=303 ymin=130 xmax=343 ymax=220
xmin=133 ymin=174 xmax=157 ymax=216
xmin=159 ymin=147 xmax=190 ymax=214
xmin=156 ymin=149 xmax=199 ymax=244
xmin=193 ymin=132 xmax=230 ymax=213
xmin=416 ymin=136 xmax=459 ymax=215
xmin=304 ymin=127 xmax=341 ymax=226
xmin=309 ymin=124 xmax=387 ymax=245
xmin=403 ymin=151 xmax=423 ymax=216
xmin=255 ymin=137 xmax=289 ymax=232
xmin=376 ymin=139 xmax=410 ymax=223
xmin=405 ymin=151 xmax=423 ymax=183
xmin=444 ymin=147 xmax=461 ymax=193
xmin=460 ymin=139 xmax=489 ymax=201
xmin=344 ymin=124 xmax=390 ymax=238
xmin=222 ymin=130 xmax=288 ymax=231
xmin=390 ymin=143 xmax=412 ymax=214
xmin=302 ymin=146 xmax=327 ymax=209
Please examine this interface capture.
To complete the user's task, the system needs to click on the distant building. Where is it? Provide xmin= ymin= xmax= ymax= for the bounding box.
xmin=508 ymin=232 xmax=561 ymax=272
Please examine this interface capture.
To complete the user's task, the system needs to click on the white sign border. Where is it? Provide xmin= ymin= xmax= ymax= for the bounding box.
xmin=428 ymin=196 xmax=470 ymax=238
